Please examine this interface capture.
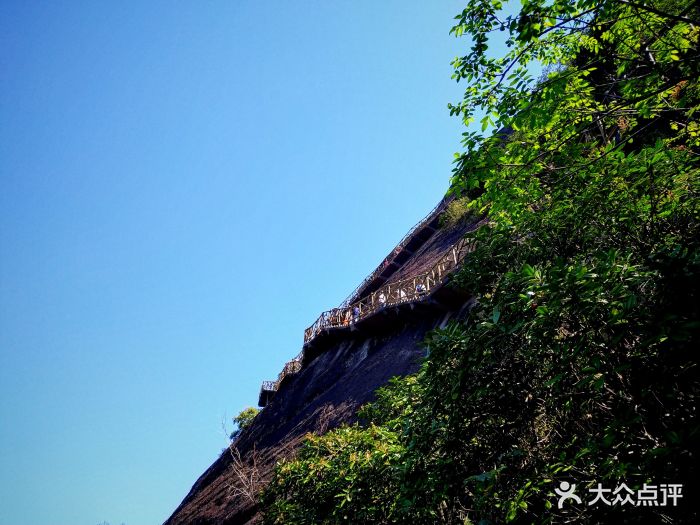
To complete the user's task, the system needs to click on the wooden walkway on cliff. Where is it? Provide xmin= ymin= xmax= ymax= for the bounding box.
xmin=257 ymin=228 xmax=475 ymax=407
xmin=303 ymin=235 xmax=474 ymax=344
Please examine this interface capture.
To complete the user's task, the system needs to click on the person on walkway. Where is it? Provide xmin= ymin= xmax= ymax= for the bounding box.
xmin=352 ymin=306 xmax=360 ymax=323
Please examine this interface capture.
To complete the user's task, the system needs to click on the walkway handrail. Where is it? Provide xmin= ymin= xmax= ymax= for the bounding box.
xmin=261 ymin=233 xmax=475 ymax=406
xmin=260 ymin=355 xmax=303 ymax=397
xmin=304 ymin=235 xmax=475 ymax=344
xmin=261 ymin=380 xmax=277 ymax=392
xmin=337 ymin=196 xmax=449 ymax=308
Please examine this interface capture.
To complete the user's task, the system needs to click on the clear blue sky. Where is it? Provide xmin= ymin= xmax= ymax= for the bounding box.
xmin=0 ymin=2 xmax=519 ymax=524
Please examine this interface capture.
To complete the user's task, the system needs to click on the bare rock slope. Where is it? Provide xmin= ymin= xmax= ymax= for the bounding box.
xmin=164 ymin=202 xmax=478 ymax=525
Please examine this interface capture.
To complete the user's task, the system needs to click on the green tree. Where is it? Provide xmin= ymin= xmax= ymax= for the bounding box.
xmin=230 ymin=407 xmax=259 ymax=441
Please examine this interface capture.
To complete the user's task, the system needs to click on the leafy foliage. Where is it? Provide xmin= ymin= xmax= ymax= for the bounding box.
xmin=440 ymin=196 xmax=474 ymax=227
xmin=230 ymin=407 xmax=260 ymax=441
xmin=261 ymin=1 xmax=699 ymax=523
xmin=262 ymin=424 xmax=405 ymax=525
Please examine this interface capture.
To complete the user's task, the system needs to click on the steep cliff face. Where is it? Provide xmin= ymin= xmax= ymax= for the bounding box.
xmin=164 ymin=204 xmax=479 ymax=525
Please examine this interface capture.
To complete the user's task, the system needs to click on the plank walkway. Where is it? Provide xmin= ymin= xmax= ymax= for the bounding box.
xmin=303 ymin=236 xmax=474 ymax=343
xmin=258 ymin=234 xmax=475 ymax=407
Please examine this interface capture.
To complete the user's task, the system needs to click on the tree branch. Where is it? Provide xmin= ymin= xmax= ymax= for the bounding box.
xmin=618 ymin=0 xmax=699 ymax=25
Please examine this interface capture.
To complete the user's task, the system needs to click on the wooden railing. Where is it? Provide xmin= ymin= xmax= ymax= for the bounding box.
xmin=261 ymin=380 xmax=277 ymax=392
xmin=259 ymin=353 xmax=303 ymax=396
xmin=260 ymin=235 xmax=474 ymax=406
xmin=303 ymin=235 xmax=475 ymax=344
xmin=337 ymin=196 xmax=449 ymax=308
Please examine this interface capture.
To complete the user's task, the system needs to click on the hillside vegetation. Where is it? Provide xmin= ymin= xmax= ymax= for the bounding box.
xmin=260 ymin=1 xmax=699 ymax=523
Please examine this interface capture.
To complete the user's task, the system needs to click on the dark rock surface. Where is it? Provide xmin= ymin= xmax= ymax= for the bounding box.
xmin=164 ymin=308 xmax=470 ymax=525
xmin=164 ymin=211 xmax=479 ymax=525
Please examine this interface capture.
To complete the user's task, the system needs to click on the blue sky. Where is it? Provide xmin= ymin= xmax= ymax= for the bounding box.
xmin=0 ymin=2 xmax=518 ymax=524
